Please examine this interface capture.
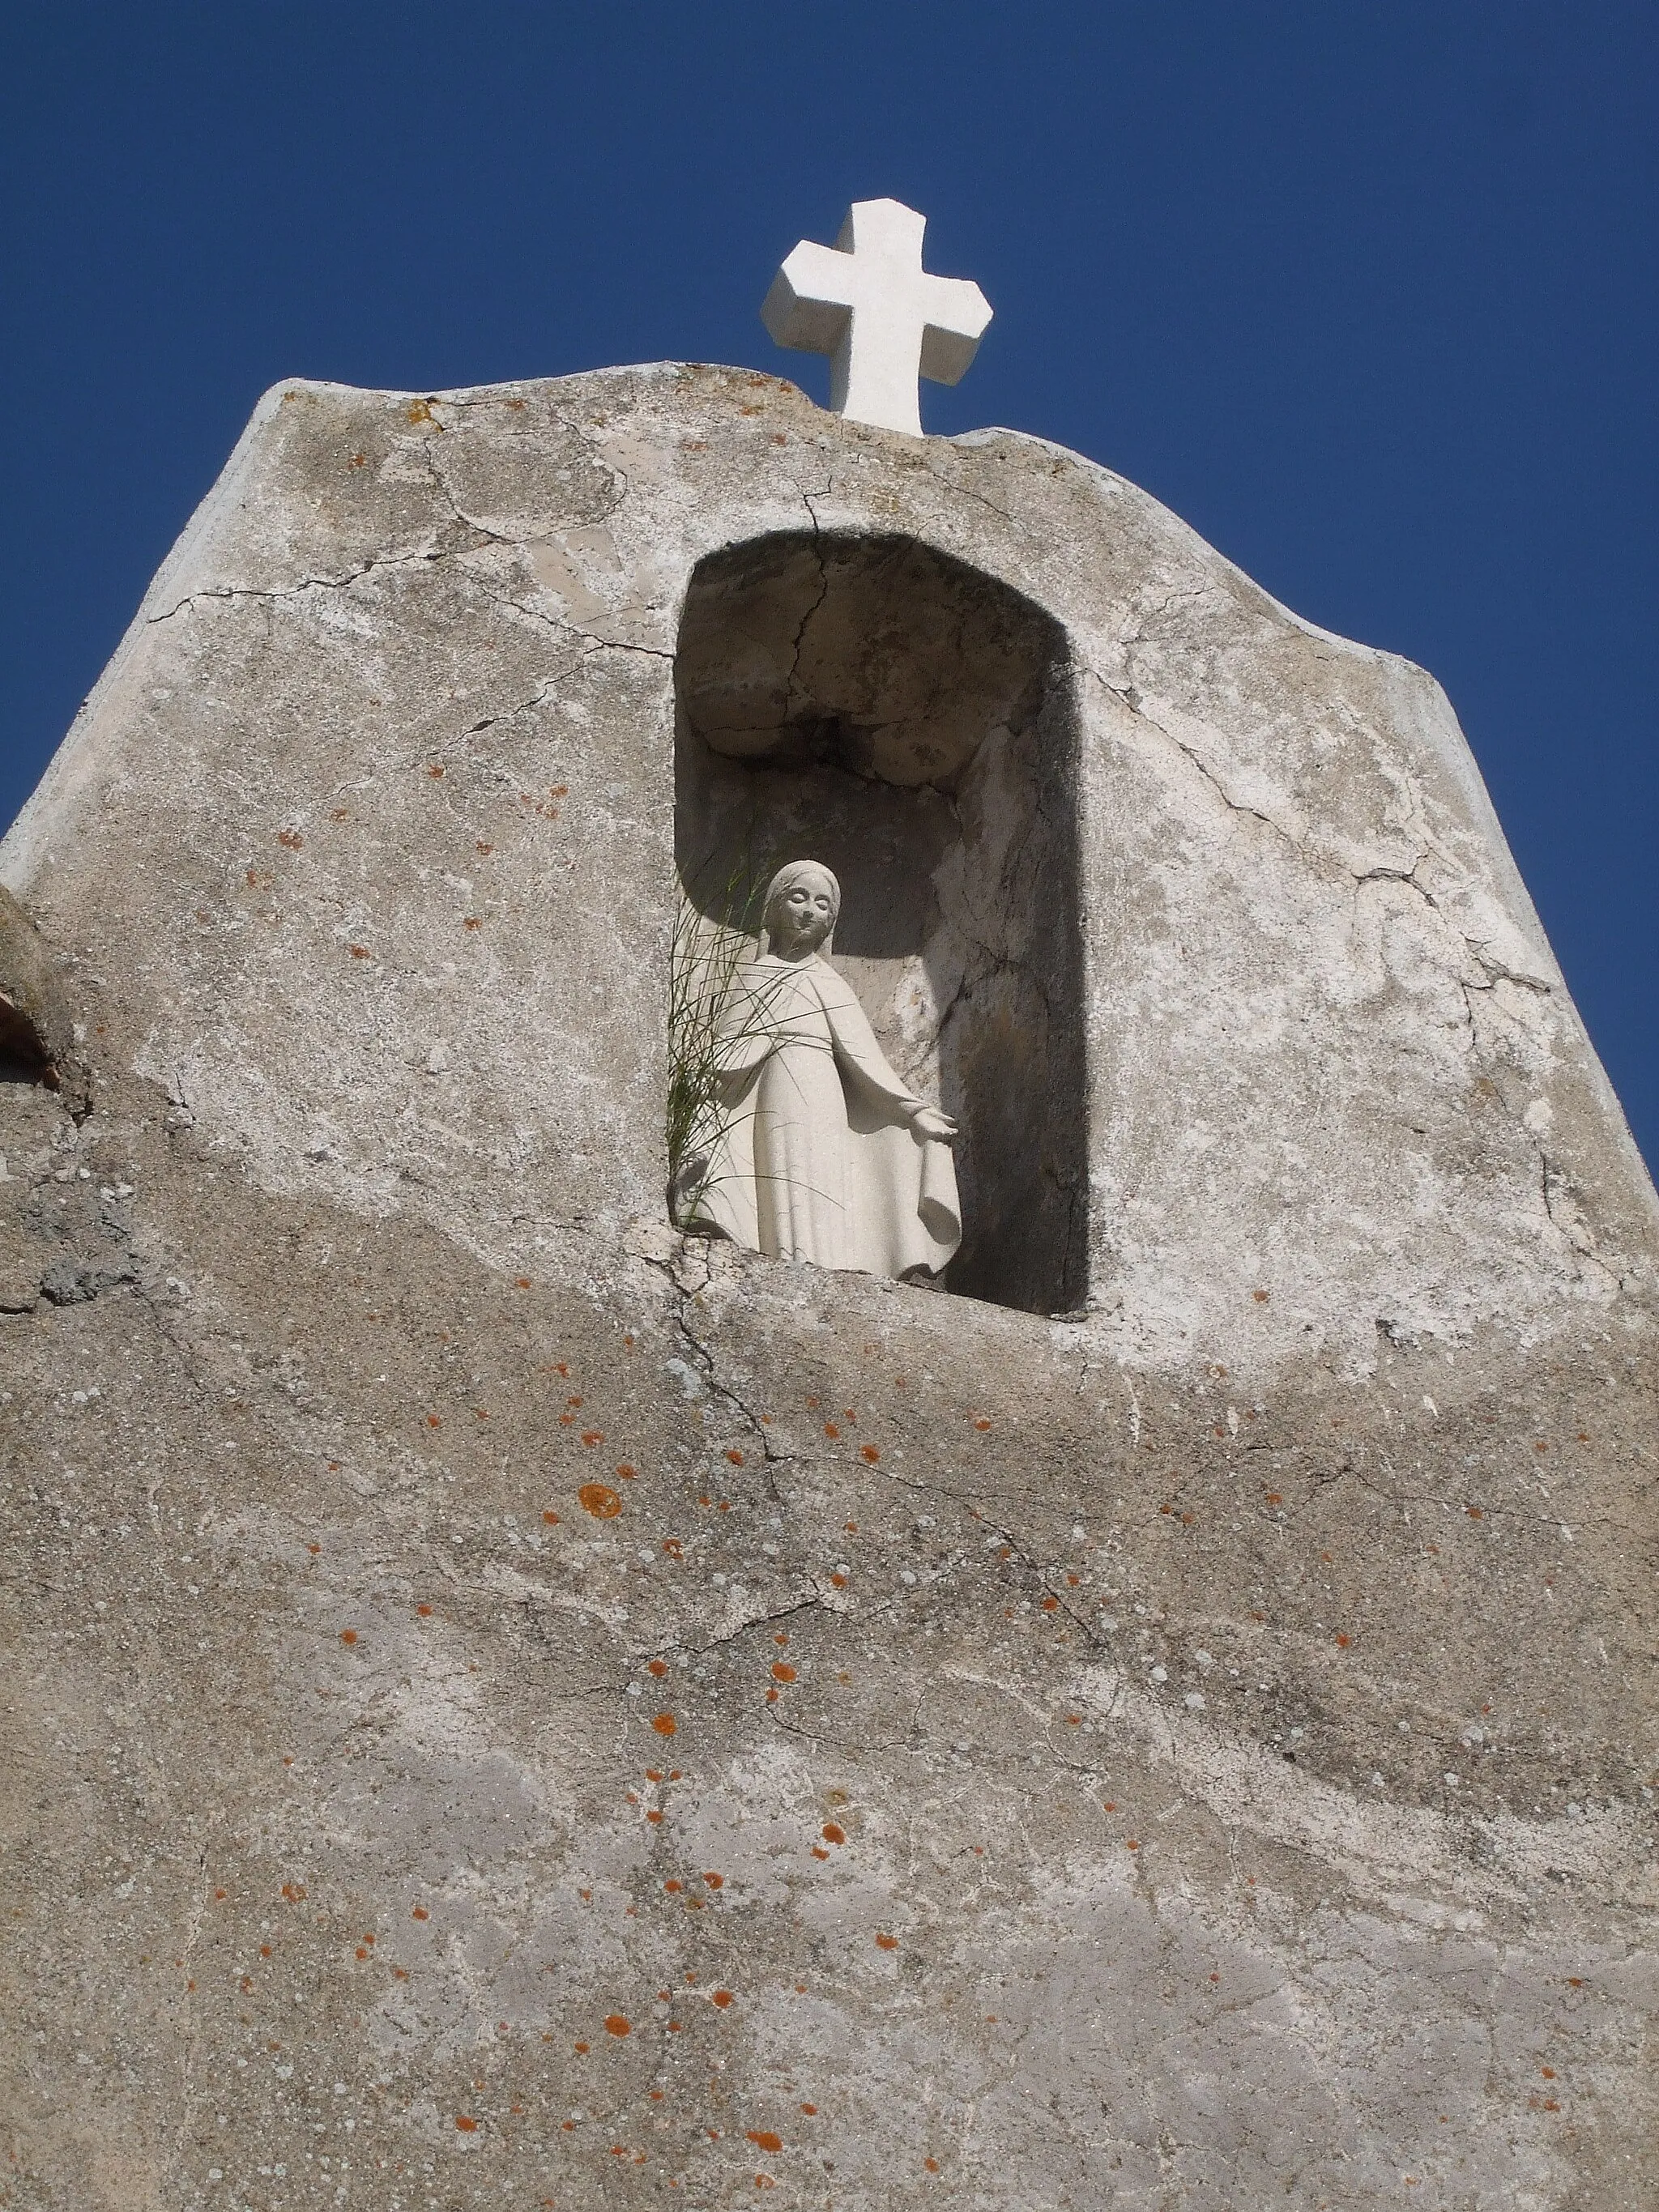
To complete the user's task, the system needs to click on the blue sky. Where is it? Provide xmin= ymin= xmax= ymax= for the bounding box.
xmin=2 ymin=2 xmax=1654 ymax=1166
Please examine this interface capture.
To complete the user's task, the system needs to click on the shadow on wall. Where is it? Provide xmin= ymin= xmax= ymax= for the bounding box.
xmin=673 ymin=531 xmax=1086 ymax=1318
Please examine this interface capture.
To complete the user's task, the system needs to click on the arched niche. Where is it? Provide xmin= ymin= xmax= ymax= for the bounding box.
xmin=674 ymin=531 xmax=1086 ymax=1318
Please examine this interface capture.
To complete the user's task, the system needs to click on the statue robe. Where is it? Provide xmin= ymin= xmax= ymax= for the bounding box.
xmin=688 ymin=953 xmax=961 ymax=1279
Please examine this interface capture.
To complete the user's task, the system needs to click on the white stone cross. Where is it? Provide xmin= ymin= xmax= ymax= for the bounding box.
xmin=760 ymin=198 xmax=992 ymax=438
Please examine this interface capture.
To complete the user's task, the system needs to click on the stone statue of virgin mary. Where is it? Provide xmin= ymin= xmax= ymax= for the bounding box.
xmin=683 ymin=861 xmax=962 ymax=1281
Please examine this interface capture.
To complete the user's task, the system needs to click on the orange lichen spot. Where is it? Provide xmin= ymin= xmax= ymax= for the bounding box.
xmin=476 ymin=841 xmax=494 ymax=856
xmin=515 ymin=1276 xmax=533 ymax=1289
xmin=748 ymin=2130 xmax=783 ymax=2153
xmin=1065 ymin=1713 xmax=1081 ymax=1726
xmin=1467 ymin=1506 xmax=1484 ymax=1519
xmin=339 ymin=1628 xmax=358 ymax=1646
xmin=424 ymin=1413 xmax=441 ymax=1430
xmin=349 ymin=944 xmax=371 ymax=960
xmin=604 ymin=2014 xmax=631 ymax=2037
xmin=348 ymin=452 xmax=367 ymax=469
xmin=719 ymin=1500 xmax=731 ymax=1513
xmin=648 ymin=1658 xmax=669 ymax=1677
xmin=574 ymin=2039 xmax=589 ymax=2052
xmin=1181 ymin=1511 xmax=1196 ymax=1525
xmin=1102 ymin=1801 xmax=1117 ymax=1812
xmin=215 ymin=1888 xmax=228 ymax=1901
xmin=616 ymin=1464 xmax=637 ymax=1481
xmin=1252 ymin=1289 xmax=1270 ymax=1302
xmin=1042 ymin=1596 xmax=1059 ymax=1613
xmin=766 ymin=1688 xmax=779 ymax=1703
xmin=646 ymin=1809 xmax=663 ymax=1824
xmin=1535 ymin=1439 xmax=1549 ymax=1453
xmin=771 ymin=1662 xmax=796 ymax=1682
xmin=805 ymin=1395 xmax=820 ymax=1409
xmin=652 ymin=1712 xmax=677 ymax=1737
xmin=974 ymin=1417 xmax=992 ymax=1432
xmin=1335 ymin=1633 xmax=1351 ymax=1648
xmin=774 ymin=1632 xmax=789 ymax=1645
xmin=703 ymin=1873 xmax=723 ymax=1889
xmin=875 ymin=1933 xmax=898 ymax=1951
xmin=1541 ymin=2066 xmax=1556 ymax=2079
xmin=712 ymin=1988 xmax=734 ymax=2007
xmin=281 ymin=1882 xmax=306 ymax=1901
xmin=412 ymin=1907 xmax=429 ymax=1920
xmin=830 ymin=1572 xmax=847 ymax=1588
xmin=580 ymin=1482 xmax=622 ymax=1518
xmin=454 ymin=2114 xmax=477 ymax=2131
xmin=821 ymin=1822 xmax=846 ymax=1845
xmin=1125 ymin=1839 xmax=1141 ymax=1852
xmin=846 ymin=1520 xmax=859 ymax=1533
xmin=661 ymin=1537 xmax=684 ymax=1559
xmin=664 ymin=1878 xmax=682 ymax=1894
xmin=582 ymin=1430 xmax=605 ymax=1447
xmin=541 ymin=1511 xmax=560 ymax=1528
xmin=800 ymin=2102 xmax=817 ymax=2115
xmin=355 ymin=1945 xmax=367 ymax=1959
xmin=755 ymin=2179 xmax=776 ymax=2191
xmin=1567 ymin=1976 xmax=1585 ymax=1988
xmin=725 ymin=1448 xmax=744 ymax=1466
xmin=277 ymin=829 xmax=305 ymax=851
xmin=823 ymin=1422 xmax=841 ymax=1440
xmin=1067 ymin=1573 xmax=1081 ymax=1587
xmin=426 ymin=761 xmax=445 ymax=778
xmin=307 ymin=1541 xmax=322 ymax=1555
xmin=463 ymin=916 xmax=482 ymax=931
xmin=860 ymin=1444 xmax=881 ymax=1464
xmin=260 ymin=1944 xmax=273 ymax=1958
xmin=812 ymin=1846 xmax=829 ymax=1860
xmin=925 ymin=2157 xmax=940 ymax=2172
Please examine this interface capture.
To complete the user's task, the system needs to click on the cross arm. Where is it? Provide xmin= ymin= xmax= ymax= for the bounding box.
xmin=918 ymin=275 xmax=994 ymax=387
xmin=760 ymin=241 xmax=859 ymax=357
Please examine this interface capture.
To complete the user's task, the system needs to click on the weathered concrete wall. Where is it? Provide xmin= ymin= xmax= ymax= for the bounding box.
xmin=1 ymin=367 xmax=1654 ymax=2210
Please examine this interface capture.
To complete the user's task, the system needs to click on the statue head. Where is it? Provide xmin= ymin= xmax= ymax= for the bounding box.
xmin=761 ymin=859 xmax=840 ymax=960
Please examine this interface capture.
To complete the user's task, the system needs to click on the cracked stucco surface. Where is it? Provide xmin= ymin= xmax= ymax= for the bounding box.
xmin=0 ymin=364 xmax=1655 ymax=2210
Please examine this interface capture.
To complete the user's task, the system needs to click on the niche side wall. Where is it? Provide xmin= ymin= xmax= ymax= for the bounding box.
xmin=674 ymin=531 xmax=1086 ymax=1318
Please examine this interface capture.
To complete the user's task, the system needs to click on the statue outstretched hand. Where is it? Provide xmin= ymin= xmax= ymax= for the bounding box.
xmin=909 ymin=1104 xmax=958 ymax=1144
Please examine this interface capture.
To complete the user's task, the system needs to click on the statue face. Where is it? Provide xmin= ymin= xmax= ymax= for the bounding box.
xmin=768 ymin=878 xmax=836 ymax=957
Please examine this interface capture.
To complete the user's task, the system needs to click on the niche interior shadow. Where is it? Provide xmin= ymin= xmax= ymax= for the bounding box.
xmin=674 ymin=531 xmax=1086 ymax=1317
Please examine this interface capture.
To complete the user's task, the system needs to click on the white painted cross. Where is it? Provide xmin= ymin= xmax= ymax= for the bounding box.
xmin=760 ymin=198 xmax=992 ymax=438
